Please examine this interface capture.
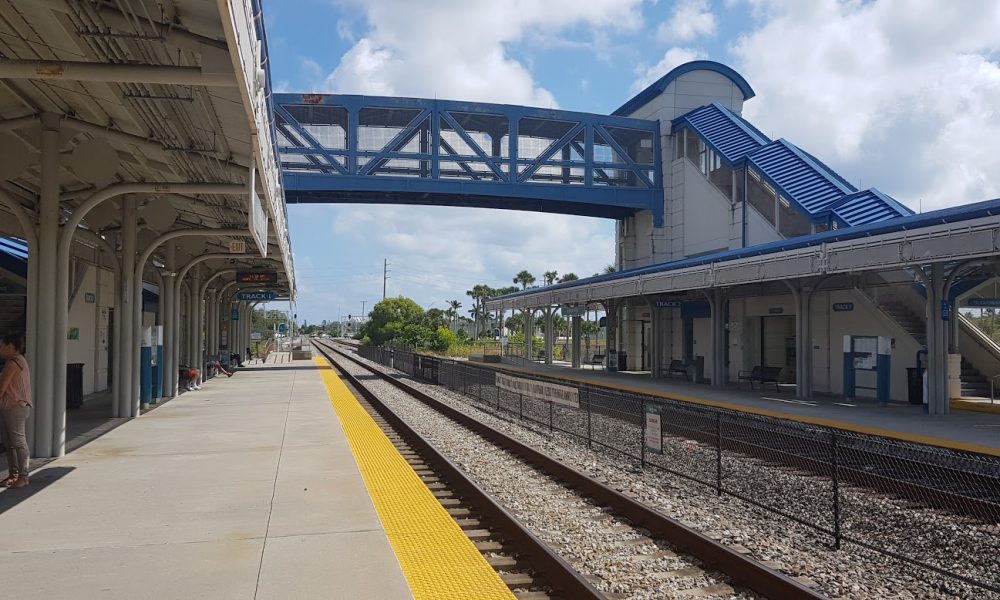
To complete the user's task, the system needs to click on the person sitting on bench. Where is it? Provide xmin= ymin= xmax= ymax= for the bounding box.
xmin=179 ymin=365 xmax=201 ymax=391
xmin=209 ymin=360 xmax=233 ymax=378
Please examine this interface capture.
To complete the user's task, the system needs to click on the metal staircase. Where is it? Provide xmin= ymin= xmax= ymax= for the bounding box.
xmin=872 ymin=294 xmax=994 ymax=398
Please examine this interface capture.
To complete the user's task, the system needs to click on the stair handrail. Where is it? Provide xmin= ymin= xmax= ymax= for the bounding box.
xmin=992 ymin=374 xmax=1000 ymax=406
xmin=958 ymin=313 xmax=1000 ymax=364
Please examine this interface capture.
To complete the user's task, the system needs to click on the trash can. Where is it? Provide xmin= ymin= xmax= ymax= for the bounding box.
xmin=66 ymin=363 xmax=84 ymax=409
xmin=619 ymin=351 xmax=628 ymax=371
xmin=906 ymin=367 xmax=924 ymax=405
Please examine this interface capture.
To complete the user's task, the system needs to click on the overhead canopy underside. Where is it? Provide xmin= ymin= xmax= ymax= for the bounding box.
xmin=0 ymin=0 xmax=293 ymax=293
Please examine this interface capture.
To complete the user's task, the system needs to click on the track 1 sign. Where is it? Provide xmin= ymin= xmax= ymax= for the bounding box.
xmin=237 ymin=291 xmax=278 ymax=301
xmin=237 ymin=271 xmax=278 ymax=285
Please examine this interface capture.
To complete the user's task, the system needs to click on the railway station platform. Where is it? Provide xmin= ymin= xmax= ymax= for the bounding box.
xmin=0 ymin=356 xmax=510 ymax=599
xmin=489 ymin=359 xmax=1000 ymax=456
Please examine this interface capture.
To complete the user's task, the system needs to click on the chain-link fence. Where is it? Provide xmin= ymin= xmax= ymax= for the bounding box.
xmin=356 ymin=344 xmax=1000 ymax=595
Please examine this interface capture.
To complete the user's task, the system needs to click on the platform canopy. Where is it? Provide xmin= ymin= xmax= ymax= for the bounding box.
xmin=0 ymin=0 xmax=294 ymax=294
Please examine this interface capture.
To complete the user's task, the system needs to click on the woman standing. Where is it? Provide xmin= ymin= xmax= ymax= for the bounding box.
xmin=0 ymin=332 xmax=31 ymax=489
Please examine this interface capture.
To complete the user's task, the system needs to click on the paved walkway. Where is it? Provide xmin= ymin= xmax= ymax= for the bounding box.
xmin=0 ymin=357 xmax=411 ymax=600
xmin=498 ymin=359 xmax=1000 ymax=453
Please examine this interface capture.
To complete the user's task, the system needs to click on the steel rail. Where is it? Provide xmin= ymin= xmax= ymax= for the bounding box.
xmin=317 ymin=339 xmax=827 ymax=600
xmin=311 ymin=341 xmax=606 ymax=600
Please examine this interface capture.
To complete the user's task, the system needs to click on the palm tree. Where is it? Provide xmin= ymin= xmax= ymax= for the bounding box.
xmin=466 ymin=284 xmax=494 ymax=338
xmin=543 ymin=270 xmax=558 ymax=285
xmin=448 ymin=299 xmax=462 ymax=332
xmin=513 ymin=270 xmax=535 ymax=290
xmin=559 ymin=273 xmax=579 ymax=283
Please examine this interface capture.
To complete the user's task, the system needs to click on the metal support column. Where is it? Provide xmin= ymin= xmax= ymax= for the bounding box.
xmin=920 ymin=264 xmax=949 ymax=415
xmin=571 ymin=316 xmax=582 ymax=369
xmin=707 ymin=290 xmax=727 ymax=387
xmin=118 ymin=197 xmax=137 ymax=418
xmin=523 ymin=309 xmax=533 ymax=360
xmin=642 ymin=296 xmax=660 ymax=378
xmin=162 ymin=242 xmax=175 ymax=398
xmin=544 ymin=307 xmax=554 ymax=365
xmin=34 ymin=113 xmax=60 ymax=456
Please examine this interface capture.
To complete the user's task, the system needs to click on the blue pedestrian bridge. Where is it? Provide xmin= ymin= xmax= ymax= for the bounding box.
xmin=274 ymin=94 xmax=664 ymax=225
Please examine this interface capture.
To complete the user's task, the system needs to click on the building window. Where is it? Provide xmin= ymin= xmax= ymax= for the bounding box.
xmin=746 ymin=169 xmax=776 ymax=225
xmin=777 ymin=196 xmax=812 ymax=238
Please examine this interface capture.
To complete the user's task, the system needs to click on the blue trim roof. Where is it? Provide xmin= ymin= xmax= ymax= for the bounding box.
xmin=673 ymin=103 xmax=768 ymax=163
xmin=494 ymin=197 xmax=1000 ymax=302
xmin=613 ymin=61 xmax=756 ymax=117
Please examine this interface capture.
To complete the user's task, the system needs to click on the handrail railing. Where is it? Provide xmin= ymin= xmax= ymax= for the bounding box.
xmin=959 ymin=313 xmax=1000 ymax=362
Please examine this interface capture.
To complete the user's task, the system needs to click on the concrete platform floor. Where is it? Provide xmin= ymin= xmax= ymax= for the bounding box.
xmin=0 ymin=357 xmax=412 ymax=600
xmin=500 ymin=358 xmax=1000 ymax=453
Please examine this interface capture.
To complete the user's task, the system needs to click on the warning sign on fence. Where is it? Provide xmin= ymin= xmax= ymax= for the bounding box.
xmin=496 ymin=373 xmax=579 ymax=408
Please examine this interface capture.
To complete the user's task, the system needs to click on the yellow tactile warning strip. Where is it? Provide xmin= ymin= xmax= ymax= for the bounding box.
xmin=314 ymin=357 xmax=517 ymax=600
xmin=484 ymin=362 xmax=1000 ymax=458
xmin=951 ymin=399 xmax=1000 ymax=415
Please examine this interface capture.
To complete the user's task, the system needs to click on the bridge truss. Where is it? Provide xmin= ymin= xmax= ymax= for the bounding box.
xmin=274 ymin=94 xmax=663 ymax=224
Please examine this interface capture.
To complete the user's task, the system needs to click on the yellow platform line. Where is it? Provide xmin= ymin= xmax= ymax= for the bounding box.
xmin=484 ymin=362 xmax=1000 ymax=458
xmin=314 ymin=357 xmax=516 ymax=600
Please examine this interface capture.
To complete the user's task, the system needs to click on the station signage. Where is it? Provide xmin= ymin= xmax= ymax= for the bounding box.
xmin=561 ymin=305 xmax=585 ymax=317
xmin=229 ymin=240 xmax=247 ymax=254
xmin=643 ymin=402 xmax=663 ymax=455
xmin=832 ymin=302 xmax=854 ymax=312
xmin=236 ymin=271 xmax=278 ymax=285
xmin=768 ymin=307 xmax=784 ymax=314
xmin=495 ymin=373 xmax=579 ymax=408
xmin=941 ymin=300 xmax=951 ymax=321
xmin=231 ymin=308 xmax=239 ymax=321
xmin=250 ymin=332 xmax=262 ymax=341
xmin=237 ymin=291 xmax=278 ymax=301
xmin=655 ymin=300 xmax=682 ymax=308
xmin=967 ymin=298 xmax=1000 ymax=308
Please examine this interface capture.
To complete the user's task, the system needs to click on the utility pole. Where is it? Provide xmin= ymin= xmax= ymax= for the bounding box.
xmin=383 ymin=258 xmax=390 ymax=300
xmin=361 ymin=300 xmax=366 ymax=323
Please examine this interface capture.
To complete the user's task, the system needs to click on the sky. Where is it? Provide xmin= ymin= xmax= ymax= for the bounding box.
xmin=263 ymin=0 xmax=1000 ymax=326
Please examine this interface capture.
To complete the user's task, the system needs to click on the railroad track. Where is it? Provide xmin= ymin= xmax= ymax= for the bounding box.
xmin=315 ymin=343 xmax=602 ymax=600
xmin=313 ymin=339 xmax=826 ymax=600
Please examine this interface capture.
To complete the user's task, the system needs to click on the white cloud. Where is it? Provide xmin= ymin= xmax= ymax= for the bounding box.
xmin=631 ymin=46 xmax=707 ymax=93
xmin=657 ymin=0 xmax=717 ymax=43
xmin=316 ymin=0 xmax=644 ymax=106
xmin=331 ymin=205 xmax=614 ymax=302
xmin=731 ymin=0 xmax=1000 ymax=210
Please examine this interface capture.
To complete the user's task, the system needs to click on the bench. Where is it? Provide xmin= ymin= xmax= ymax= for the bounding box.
xmin=667 ymin=359 xmax=689 ymax=379
xmin=587 ymin=354 xmax=605 ymax=369
xmin=738 ymin=366 xmax=782 ymax=391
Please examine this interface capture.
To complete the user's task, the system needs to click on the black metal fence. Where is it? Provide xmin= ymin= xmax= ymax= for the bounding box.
xmin=357 ymin=344 xmax=1000 ymax=596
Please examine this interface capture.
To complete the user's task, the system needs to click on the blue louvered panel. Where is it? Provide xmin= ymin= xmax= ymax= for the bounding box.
xmin=832 ymin=190 xmax=907 ymax=226
xmin=747 ymin=140 xmax=849 ymax=215
xmin=674 ymin=103 xmax=767 ymax=164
